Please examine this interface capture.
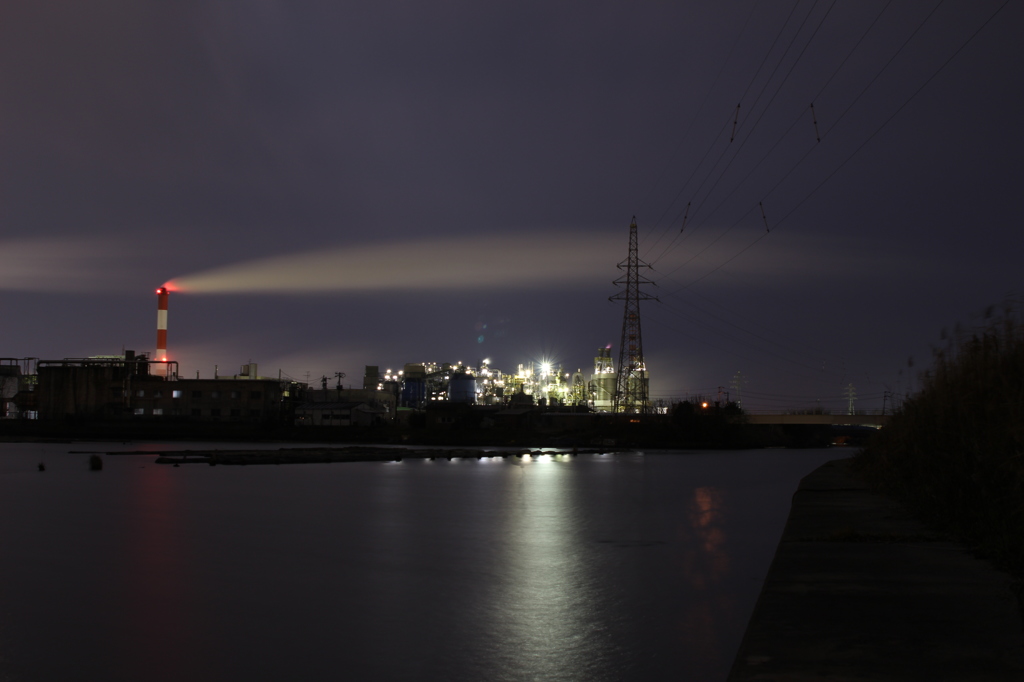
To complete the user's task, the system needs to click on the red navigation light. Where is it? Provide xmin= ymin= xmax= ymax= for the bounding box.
xmin=156 ymin=287 xmax=167 ymax=295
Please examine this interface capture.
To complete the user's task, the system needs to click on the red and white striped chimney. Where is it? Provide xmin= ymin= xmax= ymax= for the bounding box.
xmin=156 ymin=287 xmax=169 ymax=361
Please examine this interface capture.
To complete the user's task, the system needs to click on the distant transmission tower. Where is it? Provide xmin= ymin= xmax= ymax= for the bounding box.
xmin=610 ymin=217 xmax=658 ymax=414
xmin=731 ymin=371 xmax=747 ymax=409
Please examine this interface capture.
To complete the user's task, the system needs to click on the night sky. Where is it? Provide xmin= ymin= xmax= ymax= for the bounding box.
xmin=0 ymin=1 xmax=1020 ymax=412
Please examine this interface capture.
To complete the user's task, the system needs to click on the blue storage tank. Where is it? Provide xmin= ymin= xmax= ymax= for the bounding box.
xmin=401 ymin=377 xmax=426 ymax=407
xmin=448 ymin=372 xmax=477 ymax=404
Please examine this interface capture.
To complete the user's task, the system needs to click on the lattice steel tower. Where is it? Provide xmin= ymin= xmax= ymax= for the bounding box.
xmin=610 ymin=217 xmax=657 ymax=413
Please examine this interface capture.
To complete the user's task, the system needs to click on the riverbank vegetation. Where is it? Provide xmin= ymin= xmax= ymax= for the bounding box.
xmin=856 ymin=303 xmax=1024 ymax=579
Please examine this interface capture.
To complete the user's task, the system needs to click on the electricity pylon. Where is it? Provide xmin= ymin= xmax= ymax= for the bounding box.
xmin=731 ymin=371 xmax=747 ymax=409
xmin=845 ymin=383 xmax=856 ymax=415
xmin=610 ymin=217 xmax=657 ymax=414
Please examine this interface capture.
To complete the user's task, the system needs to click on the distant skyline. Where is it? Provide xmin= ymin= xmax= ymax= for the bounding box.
xmin=0 ymin=1 xmax=1020 ymax=412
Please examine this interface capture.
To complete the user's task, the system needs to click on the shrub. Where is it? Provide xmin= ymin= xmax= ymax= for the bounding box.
xmin=857 ymin=301 xmax=1024 ymax=577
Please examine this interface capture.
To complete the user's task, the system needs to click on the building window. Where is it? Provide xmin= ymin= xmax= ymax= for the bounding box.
xmin=136 ymin=389 xmax=145 ymax=397
xmin=210 ymin=409 xmax=221 ymax=417
xmin=191 ymin=408 xmax=202 ymax=417
xmin=249 ymin=409 xmax=261 ymax=417
xmin=250 ymin=391 xmax=262 ymax=399
xmin=211 ymin=391 xmax=221 ymax=399
xmin=152 ymin=408 xmax=163 ymax=416
xmin=230 ymin=409 xmax=241 ymax=417
xmin=172 ymin=390 xmax=183 ymax=399
xmin=192 ymin=391 xmax=202 ymax=398
xmin=152 ymin=390 xmax=163 ymax=398
xmin=230 ymin=391 xmax=240 ymax=399
xmin=134 ymin=408 xmax=145 ymax=415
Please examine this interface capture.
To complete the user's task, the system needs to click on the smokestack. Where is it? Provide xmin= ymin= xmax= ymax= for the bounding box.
xmin=156 ymin=287 xmax=169 ymax=361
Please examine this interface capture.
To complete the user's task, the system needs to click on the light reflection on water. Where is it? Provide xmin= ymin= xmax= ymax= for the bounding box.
xmin=0 ymin=443 xmax=841 ymax=681
xmin=486 ymin=456 xmax=614 ymax=681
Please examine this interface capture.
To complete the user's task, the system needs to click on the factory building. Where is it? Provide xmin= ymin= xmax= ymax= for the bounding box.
xmin=296 ymin=379 xmax=397 ymax=426
xmin=293 ymin=401 xmax=389 ymax=427
xmin=23 ymin=344 xmax=639 ymax=424
xmin=144 ymin=378 xmax=288 ymax=421
xmin=0 ymin=358 xmax=38 ymax=419
xmin=2 ymin=282 xmax=656 ymax=426
xmin=35 ymin=353 xmax=297 ymax=422
xmin=375 ymin=347 xmax=627 ymax=413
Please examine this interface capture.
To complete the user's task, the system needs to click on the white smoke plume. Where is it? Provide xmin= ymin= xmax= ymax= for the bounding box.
xmin=167 ymin=232 xmax=624 ymax=293
xmin=0 ymin=238 xmax=133 ymax=292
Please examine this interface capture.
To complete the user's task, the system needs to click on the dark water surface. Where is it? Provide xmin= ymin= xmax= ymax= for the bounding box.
xmin=0 ymin=443 xmax=841 ymax=681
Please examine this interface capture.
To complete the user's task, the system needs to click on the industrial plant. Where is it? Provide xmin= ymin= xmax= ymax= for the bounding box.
xmin=0 ymin=343 xmax=649 ymax=428
xmin=0 ymin=221 xmax=662 ymax=433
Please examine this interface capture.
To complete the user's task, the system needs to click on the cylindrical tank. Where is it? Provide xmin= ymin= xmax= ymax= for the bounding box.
xmin=593 ymin=374 xmax=617 ymax=411
xmin=448 ymin=372 xmax=477 ymax=404
xmin=401 ymin=377 xmax=426 ymax=407
xmin=403 ymin=363 xmax=426 ymax=379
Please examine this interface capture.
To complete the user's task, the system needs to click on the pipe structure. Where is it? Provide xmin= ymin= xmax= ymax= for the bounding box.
xmin=156 ymin=287 xmax=169 ymax=361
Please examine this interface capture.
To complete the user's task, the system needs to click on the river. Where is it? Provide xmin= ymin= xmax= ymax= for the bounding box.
xmin=0 ymin=443 xmax=841 ymax=681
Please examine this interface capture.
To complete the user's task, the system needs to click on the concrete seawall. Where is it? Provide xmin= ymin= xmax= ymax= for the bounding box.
xmin=729 ymin=457 xmax=1024 ymax=681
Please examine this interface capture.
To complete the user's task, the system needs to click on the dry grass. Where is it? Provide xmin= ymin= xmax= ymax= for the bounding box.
xmin=856 ymin=301 xmax=1024 ymax=578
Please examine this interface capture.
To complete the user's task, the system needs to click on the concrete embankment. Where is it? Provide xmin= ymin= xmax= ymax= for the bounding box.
xmin=729 ymin=457 xmax=1024 ymax=681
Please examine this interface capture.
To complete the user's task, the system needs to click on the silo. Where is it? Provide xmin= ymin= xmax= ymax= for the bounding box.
xmin=592 ymin=375 xmax=617 ymax=411
xmin=401 ymin=378 xmax=426 ymax=407
xmin=591 ymin=346 xmax=616 ymax=411
xmin=448 ymin=371 xmax=477 ymax=404
xmin=401 ymin=363 xmax=426 ymax=408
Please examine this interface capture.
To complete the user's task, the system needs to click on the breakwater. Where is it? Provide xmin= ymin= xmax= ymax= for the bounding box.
xmin=729 ymin=458 xmax=1024 ymax=680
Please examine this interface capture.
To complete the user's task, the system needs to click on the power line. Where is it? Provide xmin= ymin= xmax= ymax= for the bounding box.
xmin=645 ymin=300 xmax=844 ymax=383
xmin=676 ymin=0 xmax=837 ymax=238
xmin=770 ymin=0 xmax=1011 ymax=230
xmin=660 ymin=0 xmax=1008 ymax=290
xmin=672 ymin=0 xmax=822 ymax=241
xmin=653 ymin=0 xmax=897 ymax=238
xmin=643 ymin=0 xmax=805 ymax=258
xmin=636 ymin=0 xmax=762 ymax=226
xmin=654 ymin=0 xmax=931 ymax=267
